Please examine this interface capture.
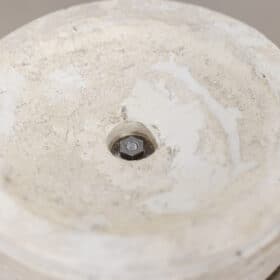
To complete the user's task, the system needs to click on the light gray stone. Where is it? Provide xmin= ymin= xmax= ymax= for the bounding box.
xmin=0 ymin=0 xmax=280 ymax=279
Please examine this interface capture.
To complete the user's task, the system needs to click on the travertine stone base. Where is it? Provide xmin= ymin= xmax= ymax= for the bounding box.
xmin=0 ymin=1 xmax=280 ymax=279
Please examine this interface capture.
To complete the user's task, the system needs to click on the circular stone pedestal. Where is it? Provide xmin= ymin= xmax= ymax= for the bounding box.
xmin=0 ymin=0 xmax=280 ymax=279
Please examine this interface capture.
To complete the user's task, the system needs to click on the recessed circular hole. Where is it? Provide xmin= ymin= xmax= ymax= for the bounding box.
xmin=108 ymin=122 xmax=157 ymax=161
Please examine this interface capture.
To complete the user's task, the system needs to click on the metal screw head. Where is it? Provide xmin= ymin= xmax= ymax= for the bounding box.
xmin=119 ymin=136 xmax=144 ymax=160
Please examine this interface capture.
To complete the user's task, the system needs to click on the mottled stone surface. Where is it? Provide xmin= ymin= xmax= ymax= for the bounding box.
xmin=0 ymin=0 xmax=280 ymax=279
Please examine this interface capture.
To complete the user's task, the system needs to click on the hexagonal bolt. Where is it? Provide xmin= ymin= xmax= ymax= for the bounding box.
xmin=119 ymin=136 xmax=145 ymax=160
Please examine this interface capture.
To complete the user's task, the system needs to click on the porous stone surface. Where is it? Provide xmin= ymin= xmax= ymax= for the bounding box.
xmin=0 ymin=0 xmax=280 ymax=279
